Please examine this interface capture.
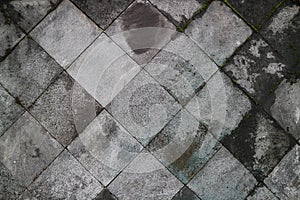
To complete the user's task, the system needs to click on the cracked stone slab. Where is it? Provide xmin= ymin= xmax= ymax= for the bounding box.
xmin=247 ymin=185 xmax=279 ymax=200
xmin=261 ymin=1 xmax=300 ymax=66
xmin=107 ymin=70 xmax=181 ymax=146
xmin=28 ymin=150 xmax=103 ymax=200
xmin=71 ymin=0 xmax=133 ymax=29
xmin=186 ymin=1 xmax=252 ymax=66
xmin=226 ymin=0 xmax=282 ymax=29
xmin=2 ymin=0 xmax=61 ymax=33
xmin=188 ymin=147 xmax=257 ymax=200
xmin=0 ymin=37 xmax=62 ymax=108
xmin=108 ymin=150 xmax=183 ymax=200
xmin=30 ymin=0 xmax=100 ymax=68
xmin=222 ymin=109 xmax=295 ymax=181
xmin=0 ymin=112 xmax=63 ymax=187
xmin=147 ymin=109 xmax=221 ymax=184
xmin=0 ymin=85 xmax=24 ymax=136
xmin=68 ymin=110 xmax=143 ymax=186
xmin=93 ymin=189 xmax=118 ymax=200
xmin=30 ymin=72 xmax=102 ymax=146
xmin=68 ymin=33 xmax=141 ymax=107
xmin=186 ymin=71 xmax=252 ymax=140
xmin=149 ymin=0 xmax=203 ymax=26
xmin=224 ymin=34 xmax=290 ymax=102
xmin=106 ymin=0 xmax=176 ymax=66
xmin=145 ymin=34 xmax=218 ymax=105
xmin=172 ymin=186 xmax=200 ymax=200
xmin=265 ymin=145 xmax=300 ymax=200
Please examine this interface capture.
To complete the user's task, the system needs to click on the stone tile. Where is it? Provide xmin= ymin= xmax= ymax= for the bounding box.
xmin=222 ymin=109 xmax=295 ymax=181
xmin=71 ymin=0 xmax=133 ymax=29
xmin=107 ymin=70 xmax=181 ymax=146
xmin=18 ymin=190 xmax=38 ymax=200
xmin=0 ymin=37 xmax=62 ymax=108
xmin=147 ymin=109 xmax=221 ymax=184
xmin=0 ymin=112 xmax=63 ymax=187
xmin=186 ymin=1 xmax=252 ymax=66
xmin=93 ymin=189 xmax=117 ymax=200
xmin=30 ymin=72 xmax=102 ymax=146
xmin=68 ymin=33 xmax=141 ymax=107
xmin=2 ymin=0 xmax=61 ymax=32
xmin=145 ymin=34 xmax=218 ymax=105
xmin=261 ymin=1 xmax=300 ymax=66
xmin=265 ymin=145 xmax=300 ymax=200
xmin=0 ymin=85 xmax=24 ymax=136
xmin=247 ymin=185 xmax=279 ymax=200
xmin=68 ymin=110 xmax=143 ymax=186
xmin=226 ymin=0 xmax=282 ymax=29
xmin=30 ymin=0 xmax=100 ymax=68
xmin=28 ymin=150 xmax=103 ymax=199
xmin=149 ymin=0 xmax=203 ymax=26
xmin=186 ymin=71 xmax=252 ymax=140
xmin=108 ymin=150 xmax=183 ymax=200
xmin=188 ymin=147 xmax=257 ymax=200
xmin=0 ymin=162 xmax=26 ymax=200
xmin=172 ymin=186 xmax=200 ymax=200
xmin=224 ymin=34 xmax=290 ymax=102
xmin=106 ymin=0 xmax=176 ymax=66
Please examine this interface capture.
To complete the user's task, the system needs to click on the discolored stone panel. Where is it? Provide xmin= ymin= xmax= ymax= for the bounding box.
xmin=93 ymin=189 xmax=118 ymax=200
xmin=172 ymin=186 xmax=200 ymax=200
xmin=247 ymin=185 xmax=279 ymax=200
xmin=30 ymin=72 xmax=102 ymax=146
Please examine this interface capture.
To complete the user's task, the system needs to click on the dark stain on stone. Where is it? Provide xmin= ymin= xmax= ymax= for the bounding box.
xmin=93 ymin=188 xmax=117 ymax=200
xmin=102 ymin=116 xmax=119 ymax=139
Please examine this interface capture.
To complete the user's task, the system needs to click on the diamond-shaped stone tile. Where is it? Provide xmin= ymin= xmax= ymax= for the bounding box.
xmin=145 ymin=34 xmax=218 ymax=105
xmin=106 ymin=0 xmax=176 ymax=66
xmin=224 ymin=34 xmax=290 ymax=102
xmin=28 ymin=150 xmax=103 ymax=199
xmin=222 ymin=109 xmax=295 ymax=181
xmin=0 ymin=112 xmax=63 ymax=187
xmin=30 ymin=0 xmax=100 ymax=68
xmin=30 ymin=72 xmax=102 ymax=146
xmin=71 ymin=0 xmax=133 ymax=29
xmin=68 ymin=33 xmax=141 ymax=107
xmin=172 ymin=186 xmax=200 ymax=200
xmin=0 ymin=37 xmax=62 ymax=108
xmin=188 ymin=147 xmax=257 ymax=200
xmin=2 ymin=0 xmax=61 ymax=32
xmin=93 ymin=189 xmax=118 ymax=200
xmin=68 ymin=110 xmax=143 ymax=186
xmin=186 ymin=1 xmax=252 ymax=66
xmin=247 ymin=185 xmax=279 ymax=200
xmin=147 ymin=109 xmax=221 ymax=184
xmin=226 ymin=0 xmax=282 ymax=29
xmin=265 ymin=144 xmax=300 ymax=199
xmin=0 ymin=85 xmax=24 ymax=136
xmin=107 ymin=70 xmax=181 ymax=145
xmin=108 ymin=150 xmax=183 ymax=200
xmin=186 ymin=71 xmax=252 ymax=140
xmin=261 ymin=1 xmax=300 ymax=66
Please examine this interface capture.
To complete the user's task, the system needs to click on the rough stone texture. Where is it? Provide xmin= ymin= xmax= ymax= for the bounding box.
xmin=0 ymin=37 xmax=62 ymax=108
xmin=186 ymin=1 xmax=252 ymax=66
xmin=226 ymin=0 xmax=282 ymax=29
xmin=28 ymin=150 xmax=103 ymax=200
xmin=145 ymin=34 xmax=218 ymax=105
xmin=247 ymin=185 xmax=279 ymax=200
xmin=0 ymin=162 xmax=26 ymax=200
xmin=188 ymin=147 xmax=257 ymax=200
xmin=108 ymin=150 xmax=183 ymax=200
xmin=0 ymin=85 xmax=24 ymax=136
xmin=261 ymin=1 xmax=300 ymax=66
xmin=0 ymin=112 xmax=63 ymax=187
xmin=147 ymin=109 xmax=221 ymax=184
xmin=149 ymin=0 xmax=202 ymax=26
xmin=2 ymin=0 xmax=61 ymax=32
xmin=30 ymin=0 xmax=100 ymax=68
xmin=106 ymin=0 xmax=176 ymax=66
xmin=265 ymin=145 xmax=300 ymax=200
xmin=93 ymin=189 xmax=118 ymax=200
xmin=68 ymin=110 xmax=142 ymax=186
xmin=222 ymin=110 xmax=295 ymax=181
xmin=30 ymin=72 xmax=102 ymax=146
xmin=71 ymin=0 xmax=133 ymax=29
xmin=172 ymin=186 xmax=200 ymax=200
xmin=68 ymin=33 xmax=141 ymax=107
xmin=186 ymin=71 xmax=252 ymax=140
xmin=224 ymin=34 xmax=289 ymax=102
xmin=107 ymin=70 xmax=181 ymax=145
